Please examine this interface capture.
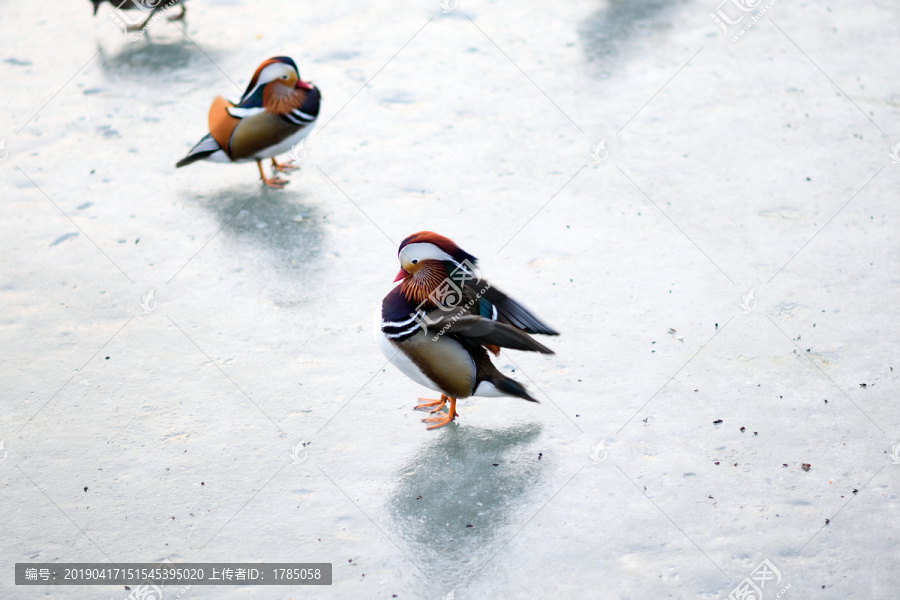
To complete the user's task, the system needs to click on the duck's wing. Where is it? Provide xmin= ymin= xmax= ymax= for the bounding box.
xmin=470 ymin=284 xmax=559 ymax=336
xmin=422 ymin=313 xmax=554 ymax=354
xmin=433 ymin=260 xmax=559 ymax=336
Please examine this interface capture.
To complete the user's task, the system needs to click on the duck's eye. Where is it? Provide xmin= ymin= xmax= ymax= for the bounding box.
xmin=411 ymin=260 xmax=418 ymax=264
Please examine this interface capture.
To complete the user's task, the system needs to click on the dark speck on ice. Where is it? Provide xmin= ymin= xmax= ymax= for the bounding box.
xmin=50 ymin=232 xmax=79 ymax=247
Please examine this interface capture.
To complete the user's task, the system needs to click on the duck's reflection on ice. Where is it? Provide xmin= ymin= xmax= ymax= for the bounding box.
xmin=388 ymin=423 xmax=545 ymax=586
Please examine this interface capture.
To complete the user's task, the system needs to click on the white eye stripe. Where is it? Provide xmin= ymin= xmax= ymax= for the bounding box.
xmin=258 ymin=63 xmax=296 ymax=84
xmin=242 ymin=63 xmax=297 ymax=102
xmin=400 ymin=243 xmax=454 ymax=263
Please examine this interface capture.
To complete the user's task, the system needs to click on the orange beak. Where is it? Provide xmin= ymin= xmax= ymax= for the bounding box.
xmin=295 ymin=80 xmax=313 ymax=90
xmin=394 ymin=269 xmax=408 ymax=282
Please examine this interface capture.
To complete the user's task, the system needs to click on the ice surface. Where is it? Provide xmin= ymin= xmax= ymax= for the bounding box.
xmin=1 ymin=0 xmax=898 ymax=599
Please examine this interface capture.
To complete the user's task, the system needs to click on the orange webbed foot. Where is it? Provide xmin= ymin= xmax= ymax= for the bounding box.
xmin=421 ymin=397 xmax=457 ymax=430
xmin=257 ymin=160 xmax=289 ymax=188
xmin=261 ymin=176 xmax=288 ymax=188
xmin=414 ymin=394 xmax=450 ymax=413
xmin=271 ymin=158 xmax=299 ymax=174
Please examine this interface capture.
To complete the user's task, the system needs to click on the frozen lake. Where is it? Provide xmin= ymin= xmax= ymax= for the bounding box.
xmin=2 ymin=0 xmax=898 ymax=598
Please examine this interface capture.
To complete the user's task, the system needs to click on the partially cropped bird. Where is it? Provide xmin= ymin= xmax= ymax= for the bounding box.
xmin=176 ymin=56 xmax=321 ymax=188
xmin=90 ymin=0 xmax=186 ymax=32
xmin=375 ymin=232 xmax=558 ymax=429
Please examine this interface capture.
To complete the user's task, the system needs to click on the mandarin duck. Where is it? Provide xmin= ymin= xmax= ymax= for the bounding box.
xmin=375 ymin=232 xmax=559 ymax=430
xmin=90 ymin=0 xmax=186 ymax=32
xmin=176 ymin=56 xmax=321 ymax=188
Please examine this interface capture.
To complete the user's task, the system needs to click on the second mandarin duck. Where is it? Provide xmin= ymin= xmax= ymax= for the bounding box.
xmin=176 ymin=56 xmax=321 ymax=188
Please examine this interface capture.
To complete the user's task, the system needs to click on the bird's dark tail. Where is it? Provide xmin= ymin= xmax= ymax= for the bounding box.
xmin=175 ymin=134 xmax=222 ymax=168
xmin=175 ymin=152 xmax=214 ymax=168
xmin=489 ymin=376 xmax=539 ymax=403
